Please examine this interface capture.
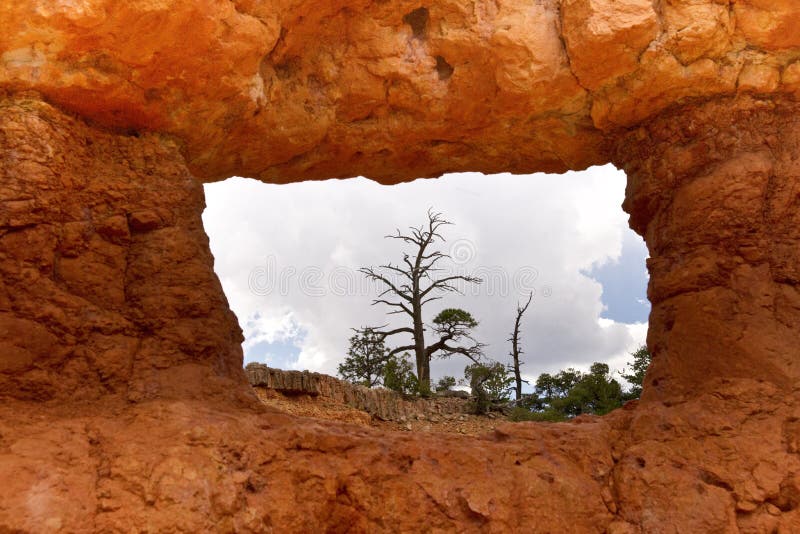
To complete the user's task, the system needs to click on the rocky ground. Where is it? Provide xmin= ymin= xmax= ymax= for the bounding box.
xmin=254 ymin=387 xmax=506 ymax=436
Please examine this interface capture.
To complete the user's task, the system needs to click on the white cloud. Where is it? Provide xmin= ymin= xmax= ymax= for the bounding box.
xmin=203 ymin=165 xmax=649 ymax=383
xmin=242 ymin=311 xmax=304 ymax=352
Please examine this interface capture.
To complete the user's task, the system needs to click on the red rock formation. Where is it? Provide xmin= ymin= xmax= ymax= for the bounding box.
xmin=3 ymin=0 xmax=800 ymax=182
xmin=3 ymin=0 xmax=800 ymax=531
xmin=0 ymin=97 xmax=620 ymax=533
xmin=616 ymin=96 xmax=800 ymax=404
xmin=0 ymin=95 xmax=247 ymax=405
xmin=611 ymin=96 xmax=800 ymax=532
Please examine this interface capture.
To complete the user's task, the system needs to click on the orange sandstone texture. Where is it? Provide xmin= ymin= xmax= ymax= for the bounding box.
xmin=2 ymin=0 xmax=800 ymax=182
xmin=0 ymin=97 xmax=246 ymax=404
xmin=2 ymin=92 xmax=800 ymax=534
xmin=0 ymin=398 xmax=625 ymax=533
xmin=3 ymin=0 xmax=800 ymax=531
xmin=0 ymin=97 xmax=620 ymax=533
xmin=616 ymin=96 xmax=800 ymax=404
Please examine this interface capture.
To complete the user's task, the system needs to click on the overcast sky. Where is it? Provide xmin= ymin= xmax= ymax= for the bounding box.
xmin=202 ymin=164 xmax=649 ymax=389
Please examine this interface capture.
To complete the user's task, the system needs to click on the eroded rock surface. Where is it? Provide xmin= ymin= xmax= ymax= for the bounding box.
xmin=0 ymin=96 xmax=246 ymax=404
xmin=3 ymin=0 xmax=800 ymax=532
xmin=616 ymin=96 xmax=800 ymax=404
xmin=0 ymin=399 xmax=625 ymax=533
xmin=3 ymin=0 xmax=800 ymax=182
xmin=3 ymin=90 xmax=800 ymax=534
xmin=246 ymin=363 xmax=472 ymax=421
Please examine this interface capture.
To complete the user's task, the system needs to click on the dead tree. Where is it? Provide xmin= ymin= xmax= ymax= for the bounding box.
xmin=509 ymin=292 xmax=533 ymax=401
xmin=359 ymin=210 xmax=481 ymax=394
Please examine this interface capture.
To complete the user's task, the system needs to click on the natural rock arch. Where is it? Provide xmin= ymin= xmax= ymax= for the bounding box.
xmin=2 ymin=1 xmax=800 ymax=531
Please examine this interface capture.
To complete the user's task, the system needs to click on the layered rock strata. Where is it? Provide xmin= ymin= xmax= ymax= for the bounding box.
xmin=246 ymin=363 xmax=471 ymax=421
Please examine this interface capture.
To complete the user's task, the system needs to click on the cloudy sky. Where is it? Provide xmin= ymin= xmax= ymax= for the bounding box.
xmin=202 ymin=164 xmax=649 ymax=390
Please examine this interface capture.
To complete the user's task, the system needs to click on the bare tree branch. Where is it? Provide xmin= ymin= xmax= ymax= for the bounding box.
xmin=387 ymin=345 xmax=417 ymax=357
xmin=359 ymin=267 xmax=413 ymax=303
xmin=440 ymin=343 xmax=485 ymax=365
xmin=368 ymin=326 xmax=415 ymax=339
xmin=509 ymin=292 xmax=533 ymax=401
xmin=420 ymin=275 xmax=482 ymax=298
xmin=420 ymin=295 xmax=443 ymax=306
xmin=372 ymin=299 xmax=414 ymax=316
xmin=358 ymin=209 xmax=482 ymax=393
xmin=379 ymin=263 xmax=415 ymax=280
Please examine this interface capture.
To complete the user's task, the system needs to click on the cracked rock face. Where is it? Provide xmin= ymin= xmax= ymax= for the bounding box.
xmin=2 ymin=0 xmax=800 ymax=532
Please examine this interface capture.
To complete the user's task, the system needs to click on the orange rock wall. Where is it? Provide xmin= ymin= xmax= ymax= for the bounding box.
xmin=3 ymin=0 xmax=800 ymax=532
xmin=616 ymin=96 xmax=800 ymax=403
xmin=3 ymin=1 xmax=800 ymax=182
xmin=0 ymin=95 xmax=247 ymax=404
xmin=3 ymin=90 xmax=800 ymax=534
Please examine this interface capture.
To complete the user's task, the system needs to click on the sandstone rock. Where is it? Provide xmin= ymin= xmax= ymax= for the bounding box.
xmin=245 ymin=363 xmax=471 ymax=421
xmin=562 ymin=0 xmax=659 ymax=90
xmin=615 ymin=96 xmax=800 ymax=402
xmin=739 ymin=63 xmax=782 ymax=94
xmin=734 ymin=0 xmax=800 ymax=50
xmin=3 ymin=0 xmax=800 ymax=181
xmin=0 ymin=96 xmax=247 ymax=405
xmin=2 ymin=1 xmax=800 ymax=531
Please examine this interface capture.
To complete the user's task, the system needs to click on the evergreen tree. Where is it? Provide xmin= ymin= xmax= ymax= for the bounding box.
xmin=383 ymin=353 xmax=418 ymax=395
xmin=514 ymin=363 xmax=624 ymax=421
xmin=621 ymin=345 xmax=652 ymax=400
xmin=435 ymin=375 xmax=457 ymax=392
xmin=557 ymin=363 xmax=623 ymax=416
xmin=338 ymin=328 xmax=389 ymax=387
xmin=464 ymin=361 xmax=513 ymax=414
